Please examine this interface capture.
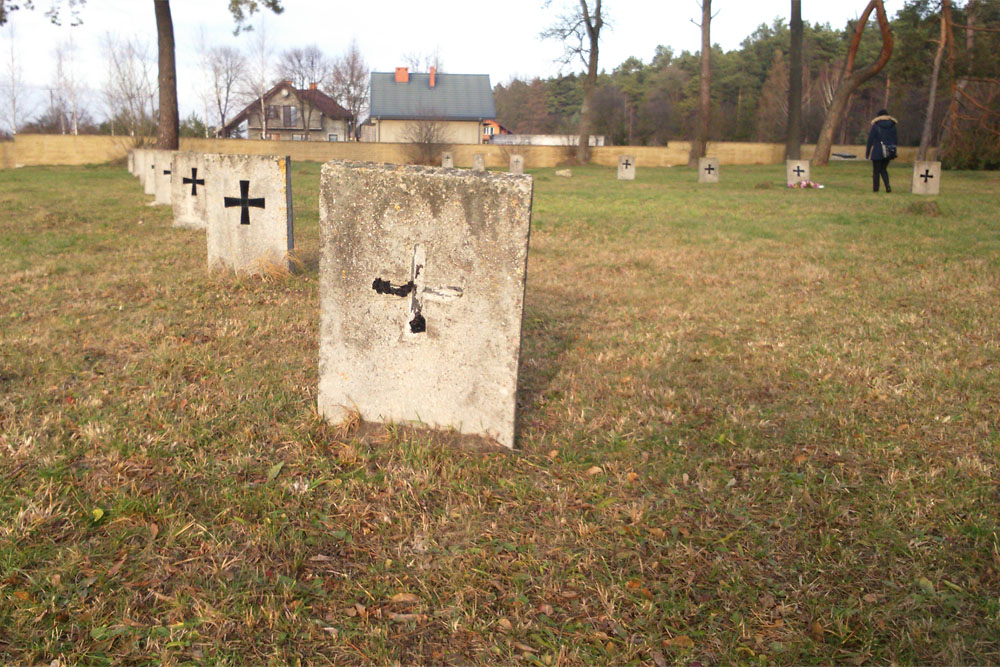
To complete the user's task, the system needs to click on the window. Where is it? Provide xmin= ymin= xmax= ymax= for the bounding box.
xmin=266 ymin=105 xmax=281 ymax=122
xmin=484 ymin=124 xmax=495 ymax=135
xmin=292 ymin=134 xmax=306 ymax=141
xmin=328 ymin=134 xmax=338 ymax=142
xmin=283 ymin=105 xmax=298 ymax=127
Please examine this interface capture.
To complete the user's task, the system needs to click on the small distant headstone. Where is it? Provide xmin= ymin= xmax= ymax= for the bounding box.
xmin=441 ymin=152 xmax=454 ymax=169
xmin=617 ymin=155 xmax=636 ymax=180
xmin=154 ymin=150 xmax=176 ymax=206
xmin=786 ymin=159 xmax=811 ymax=185
xmin=127 ymin=150 xmax=135 ymax=175
xmin=134 ymin=149 xmax=147 ymax=185
xmin=555 ymin=169 xmax=572 ymax=178
xmin=911 ymin=161 xmax=941 ymax=195
xmin=317 ymin=162 xmax=534 ymax=449
xmin=472 ymin=153 xmax=486 ymax=171
xmin=698 ymin=157 xmax=720 ymax=184
xmin=143 ymin=150 xmax=157 ymax=196
xmin=204 ymin=153 xmax=293 ymax=274
xmin=509 ymin=154 xmax=525 ymax=175
xmin=172 ymin=152 xmax=208 ymax=229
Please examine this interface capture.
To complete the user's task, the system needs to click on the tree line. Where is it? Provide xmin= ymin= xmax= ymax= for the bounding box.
xmin=499 ymin=0 xmax=999 ymax=168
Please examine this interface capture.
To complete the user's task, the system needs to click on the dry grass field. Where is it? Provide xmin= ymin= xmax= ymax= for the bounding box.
xmin=2 ymin=159 xmax=999 ymax=664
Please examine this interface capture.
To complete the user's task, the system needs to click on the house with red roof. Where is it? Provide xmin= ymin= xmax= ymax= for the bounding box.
xmin=224 ymin=81 xmax=354 ymax=142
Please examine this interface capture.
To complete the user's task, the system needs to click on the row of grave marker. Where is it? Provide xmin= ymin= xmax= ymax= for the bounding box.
xmin=128 ymin=148 xmax=532 ymax=450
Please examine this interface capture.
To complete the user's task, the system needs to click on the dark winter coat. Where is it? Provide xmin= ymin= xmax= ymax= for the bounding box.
xmin=866 ymin=115 xmax=898 ymax=161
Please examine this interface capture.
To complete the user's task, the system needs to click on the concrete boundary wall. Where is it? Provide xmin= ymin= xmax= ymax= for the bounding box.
xmin=3 ymin=134 xmax=935 ymax=169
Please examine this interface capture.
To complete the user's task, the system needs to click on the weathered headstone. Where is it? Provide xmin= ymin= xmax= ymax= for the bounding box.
xmin=127 ymin=150 xmax=135 ymax=176
xmin=911 ymin=161 xmax=941 ymax=195
xmin=134 ymin=149 xmax=147 ymax=185
xmin=472 ymin=153 xmax=486 ymax=171
xmin=143 ymin=150 xmax=157 ymax=196
xmin=204 ymin=153 xmax=293 ymax=274
xmin=509 ymin=154 xmax=525 ymax=175
xmin=555 ymin=169 xmax=572 ymax=178
xmin=617 ymin=155 xmax=636 ymax=180
xmin=786 ymin=159 xmax=811 ymax=185
xmin=698 ymin=157 xmax=720 ymax=184
xmin=441 ymin=152 xmax=454 ymax=169
xmin=154 ymin=150 xmax=176 ymax=206
xmin=317 ymin=162 xmax=533 ymax=449
xmin=171 ymin=152 xmax=209 ymax=229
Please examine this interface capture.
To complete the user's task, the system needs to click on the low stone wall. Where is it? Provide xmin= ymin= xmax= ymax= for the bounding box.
xmin=4 ymin=133 xmax=934 ymax=169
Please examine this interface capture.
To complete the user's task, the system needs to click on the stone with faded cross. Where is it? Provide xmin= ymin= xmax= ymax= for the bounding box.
xmin=509 ymin=154 xmax=525 ymax=175
xmin=204 ymin=153 xmax=293 ymax=274
xmin=317 ymin=161 xmax=534 ymax=449
xmin=911 ymin=160 xmax=941 ymax=195
xmin=617 ymin=155 xmax=636 ymax=180
xmin=441 ymin=151 xmax=454 ymax=168
xmin=698 ymin=157 xmax=720 ymax=184
xmin=786 ymin=159 xmax=811 ymax=185
xmin=171 ymin=152 xmax=209 ymax=229
xmin=472 ymin=153 xmax=486 ymax=171
xmin=153 ymin=150 xmax=177 ymax=206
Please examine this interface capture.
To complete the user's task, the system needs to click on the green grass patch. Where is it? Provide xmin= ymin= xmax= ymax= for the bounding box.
xmin=1 ymin=160 xmax=999 ymax=664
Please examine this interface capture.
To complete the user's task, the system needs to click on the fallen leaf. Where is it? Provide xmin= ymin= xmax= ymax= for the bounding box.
xmin=322 ymin=626 xmax=338 ymax=637
xmin=389 ymin=593 xmax=420 ymax=604
xmin=547 ymin=449 xmax=559 ymax=459
xmin=387 ymin=612 xmax=427 ymax=622
xmin=559 ymin=590 xmax=579 ymax=599
xmin=497 ymin=618 xmax=513 ymax=633
xmin=91 ymin=508 xmax=105 ymax=522
xmin=148 ymin=523 xmax=159 ymax=541
xmin=626 ymin=580 xmax=641 ymax=590
xmin=587 ymin=466 xmax=603 ymax=476
xmin=106 ymin=555 xmax=127 ymax=577
xmin=538 ymin=603 xmax=554 ymax=615
xmin=651 ymin=650 xmax=668 ymax=667
xmin=626 ymin=472 xmax=640 ymax=483
xmin=863 ymin=593 xmax=878 ymax=604
xmin=649 ymin=528 xmax=666 ymax=540
xmin=794 ymin=454 xmax=808 ymax=464
xmin=513 ymin=642 xmax=537 ymax=653
xmin=662 ymin=635 xmax=694 ymax=649
xmin=267 ymin=461 xmax=284 ymax=482
xmin=13 ymin=591 xmax=33 ymax=602
xmin=917 ymin=577 xmax=935 ymax=595
xmin=810 ymin=620 xmax=824 ymax=641
xmin=309 ymin=554 xmax=331 ymax=562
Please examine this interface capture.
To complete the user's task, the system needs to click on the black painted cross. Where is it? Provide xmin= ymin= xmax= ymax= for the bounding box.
xmin=622 ymin=159 xmax=632 ymax=169
xmin=704 ymin=163 xmax=716 ymax=174
xmin=224 ymin=180 xmax=266 ymax=225
xmin=793 ymin=165 xmax=805 ymax=177
xmin=371 ymin=243 xmax=463 ymax=335
xmin=183 ymin=167 xmax=205 ymax=195
xmin=162 ymin=168 xmax=171 ymax=176
xmin=920 ymin=169 xmax=935 ymax=183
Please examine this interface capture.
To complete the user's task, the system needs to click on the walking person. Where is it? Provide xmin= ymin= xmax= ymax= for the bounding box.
xmin=866 ymin=109 xmax=898 ymax=192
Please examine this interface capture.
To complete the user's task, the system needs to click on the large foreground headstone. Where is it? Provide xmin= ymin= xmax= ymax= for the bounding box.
xmin=441 ymin=152 xmax=454 ymax=169
xmin=472 ymin=153 xmax=486 ymax=171
xmin=204 ymin=153 xmax=293 ymax=274
xmin=617 ymin=155 xmax=636 ymax=180
xmin=172 ymin=152 xmax=209 ymax=229
xmin=786 ymin=159 xmax=810 ymax=185
xmin=911 ymin=161 xmax=942 ymax=195
xmin=154 ymin=150 xmax=176 ymax=206
xmin=509 ymin=154 xmax=524 ymax=175
xmin=317 ymin=162 xmax=534 ymax=449
xmin=699 ymin=157 xmax=720 ymax=184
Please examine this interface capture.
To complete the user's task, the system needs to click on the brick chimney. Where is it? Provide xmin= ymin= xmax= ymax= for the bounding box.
xmin=309 ymin=82 xmax=318 ymax=90
xmin=395 ymin=67 xmax=409 ymax=83
xmin=429 ymin=67 xmax=436 ymax=88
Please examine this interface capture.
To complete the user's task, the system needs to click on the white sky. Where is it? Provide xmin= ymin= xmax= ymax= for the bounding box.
xmin=2 ymin=0 xmax=897 ymax=124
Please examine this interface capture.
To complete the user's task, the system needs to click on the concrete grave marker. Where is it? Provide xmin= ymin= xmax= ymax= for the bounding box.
xmin=204 ymin=153 xmax=293 ymax=274
xmin=617 ymin=155 xmax=636 ymax=180
xmin=699 ymin=157 xmax=720 ymax=184
xmin=911 ymin=161 xmax=941 ymax=195
xmin=154 ymin=150 xmax=176 ymax=206
xmin=441 ymin=152 xmax=454 ymax=168
xmin=143 ymin=150 xmax=157 ymax=196
xmin=317 ymin=162 xmax=534 ymax=449
xmin=134 ymin=149 xmax=147 ymax=184
xmin=127 ymin=150 xmax=135 ymax=176
xmin=555 ymin=169 xmax=572 ymax=178
xmin=472 ymin=153 xmax=486 ymax=171
xmin=171 ymin=152 xmax=209 ymax=229
xmin=786 ymin=159 xmax=811 ymax=185
xmin=509 ymin=154 xmax=525 ymax=175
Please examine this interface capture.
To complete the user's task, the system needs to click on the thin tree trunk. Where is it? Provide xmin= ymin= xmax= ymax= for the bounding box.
xmin=154 ymin=0 xmax=179 ymax=149
xmin=576 ymin=1 xmax=601 ymax=164
xmin=813 ymin=0 xmax=893 ymax=166
xmin=689 ymin=0 xmax=712 ymax=165
xmin=919 ymin=0 xmax=951 ymax=160
xmin=786 ymin=0 xmax=803 ymax=159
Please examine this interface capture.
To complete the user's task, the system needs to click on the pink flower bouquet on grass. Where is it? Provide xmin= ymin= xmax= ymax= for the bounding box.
xmin=788 ymin=180 xmax=825 ymax=189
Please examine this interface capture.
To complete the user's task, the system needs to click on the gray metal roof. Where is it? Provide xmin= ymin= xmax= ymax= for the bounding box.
xmin=369 ymin=72 xmax=495 ymax=121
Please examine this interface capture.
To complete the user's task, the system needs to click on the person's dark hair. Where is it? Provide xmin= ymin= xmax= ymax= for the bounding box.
xmin=877 ymin=108 xmax=889 ymax=117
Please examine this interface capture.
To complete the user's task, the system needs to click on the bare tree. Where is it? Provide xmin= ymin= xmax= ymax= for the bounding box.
xmin=101 ymin=33 xmax=156 ymax=139
xmin=688 ymin=0 xmax=712 ymax=165
xmin=242 ymin=19 xmax=275 ymax=140
xmin=278 ymin=45 xmax=331 ymax=88
xmin=330 ymin=37 xmax=369 ymax=138
xmin=197 ymin=33 xmax=244 ymax=137
xmin=787 ymin=0 xmax=803 ymax=159
xmin=542 ymin=0 xmax=605 ymax=164
xmin=813 ymin=0 xmax=893 ymax=166
xmin=918 ymin=0 xmax=953 ymax=160
xmin=1 ymin=23 xmax=33 ymax=135
xmin=401 ymin=117 xmax=452 ymax=165
xmin=401 ymin=48 xmax=443 ymax=73
xmin=53 ymin=33 xmax=82 ymax=134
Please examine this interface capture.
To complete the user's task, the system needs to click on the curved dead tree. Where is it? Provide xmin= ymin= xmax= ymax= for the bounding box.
xmin=813 ymin=0 xmax=894 ymax=166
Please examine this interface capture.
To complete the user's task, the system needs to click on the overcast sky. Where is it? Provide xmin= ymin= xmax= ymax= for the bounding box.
xmin=2 ymin=0 xmax=898 ymax=124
